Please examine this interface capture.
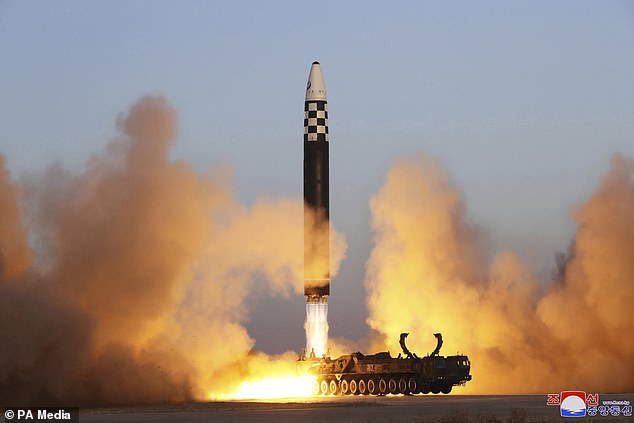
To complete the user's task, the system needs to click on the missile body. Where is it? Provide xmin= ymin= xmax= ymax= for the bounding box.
xmin=304 ymin=61 xmax=330 ymax=303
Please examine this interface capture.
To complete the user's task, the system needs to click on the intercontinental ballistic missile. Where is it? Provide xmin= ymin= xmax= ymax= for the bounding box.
xmin=304 ymin=61 xmax=330 ymax=303
xmin=304 ymin=61 xmax=330 ymax=356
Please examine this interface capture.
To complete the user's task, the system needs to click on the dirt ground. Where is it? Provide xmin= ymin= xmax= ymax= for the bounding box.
xmin=79 ymin=394 xmax=634 ymax=422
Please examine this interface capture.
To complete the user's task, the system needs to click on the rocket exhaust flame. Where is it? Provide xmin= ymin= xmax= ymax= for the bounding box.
xmin=305 ymin=298 xmax=329 ymax=357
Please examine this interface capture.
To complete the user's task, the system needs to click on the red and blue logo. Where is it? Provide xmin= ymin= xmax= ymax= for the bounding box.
xmin=547 ymin=392 xmax=632 ymax=417
xmin=560 ymin=391 xmax=587 ymax=417
xmin=547 ymin=391 xmax=600 ymax=417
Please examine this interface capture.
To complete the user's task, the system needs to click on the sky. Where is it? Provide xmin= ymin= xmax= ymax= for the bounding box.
xmin=1 ymin=0 xmax=633 ymax=354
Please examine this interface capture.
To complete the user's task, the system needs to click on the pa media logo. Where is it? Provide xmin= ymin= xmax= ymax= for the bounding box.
xmin=546 ymin=391 xmax=599 ymax=417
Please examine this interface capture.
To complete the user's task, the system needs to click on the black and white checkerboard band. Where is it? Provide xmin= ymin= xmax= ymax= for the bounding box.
xmin=304 ymin=101 xmax=329 ymax=142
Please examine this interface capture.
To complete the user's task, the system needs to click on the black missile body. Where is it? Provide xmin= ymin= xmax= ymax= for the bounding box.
xmin=304 ymin=62 xmax=330 ymax=300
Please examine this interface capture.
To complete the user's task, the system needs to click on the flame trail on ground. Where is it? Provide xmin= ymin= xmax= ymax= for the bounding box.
xmin=214 ymin=375 xmax=315 ymax=400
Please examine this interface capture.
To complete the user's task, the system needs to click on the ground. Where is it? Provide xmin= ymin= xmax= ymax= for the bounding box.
xmin=79 ymin=394 xmax=634 ymax=422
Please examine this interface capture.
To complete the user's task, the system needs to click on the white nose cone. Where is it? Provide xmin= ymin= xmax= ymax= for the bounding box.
xmin=305 ymin=61 xmax=327 ymax=101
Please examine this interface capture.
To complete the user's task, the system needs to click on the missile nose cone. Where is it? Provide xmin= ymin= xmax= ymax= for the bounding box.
xmin=306 ymin=62 xmax=327 ymax=101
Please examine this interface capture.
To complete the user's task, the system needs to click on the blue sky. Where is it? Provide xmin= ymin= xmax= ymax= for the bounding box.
xmin=1 ymin=1 xmax=633 ymax=352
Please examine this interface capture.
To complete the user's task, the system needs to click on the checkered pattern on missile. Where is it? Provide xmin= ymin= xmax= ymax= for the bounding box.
xmin=304 ymin=101 xmax=329 ymax=142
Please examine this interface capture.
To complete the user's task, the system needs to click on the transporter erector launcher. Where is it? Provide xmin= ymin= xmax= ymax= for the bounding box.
xmin=304 ymin=61 xmax=330 ymax=356
xmin=304 ymin=61 xmax=330 ymax=302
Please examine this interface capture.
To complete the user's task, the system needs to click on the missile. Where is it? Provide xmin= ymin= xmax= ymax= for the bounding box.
xmin=304 ymin=61 xmax=330 ymax=304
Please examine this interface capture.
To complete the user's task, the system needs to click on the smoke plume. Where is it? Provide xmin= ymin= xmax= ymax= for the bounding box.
xmin=0 ymin=156 xmax=30 ymax=280
xmin=365 ymin=154 xmax=634 ymax=393
xmin=0 ymin=95 xmax=346 ymax=405
xmin=3 ymin=93 xmax=630 ymax=404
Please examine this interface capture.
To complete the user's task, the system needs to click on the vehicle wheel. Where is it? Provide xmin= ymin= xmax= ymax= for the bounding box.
xmin=368 ymin=379 xmax=377 ymax=395
xmin=422 ymin=384 xmax=430 ymax=394
xmin=388 ymin=378 xmax=398 ymax=394
xmin=321 ymin=380 xmax=329 ymax=395
xmin=340 ymin=379 xmax=349 ymax=395
xmin=329 ymin=379 xmax=339 ymax=395
xmin=312 ymin=379 xmax=321 ymax=395
xmin=358 ymin=379 xmax=367 ymax=395
xmin=441 ymin=383 xmax=452 ymax=394
xmin=398 ymin=377 xmax=408 ymax=394
xmin=349 ymin=379 xmax=358 ymax=395
xmin=407 ymin=377 xmax=418 ymax=394
xmin=431 ymin=382 xmax=441 ymax=394
xmin=379 ymin=378 xmax=388 ymax=394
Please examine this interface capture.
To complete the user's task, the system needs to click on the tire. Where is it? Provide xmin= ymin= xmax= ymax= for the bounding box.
xmin=422 ymin=384 xmax=430 ymax=394
xmin=441 ymin=383 xmax=452 ymax=394
xmin=321 ymin=380 xmax=329 ymax=395
xmin=431 ymin=382 xmax=440 ymax=394
xmin=379 ymin=378 xmax=388 ymax=395
xmin=312 ymin=379 xmax=321 ymax=395
xmin=349 ymin=379 xmax=358 ymax=395
xmin=407 ymin=377 xmax=418 ymax=394
xmin=398 ymin=378 xmax=408 ymax=394
xmin=341 ymin=379 xmax=349 ymax=395
xmin=329 ymin=379 xmax=339 ymax=395
xmin=358 ymin=379 xmax=367 ymax=395
xmin=368 ymin=379 xmax=377 ymax=395
xmin=388 ymin=378 xmax=398 ymax=394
